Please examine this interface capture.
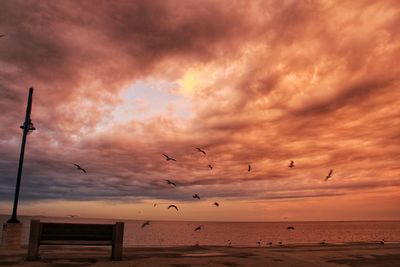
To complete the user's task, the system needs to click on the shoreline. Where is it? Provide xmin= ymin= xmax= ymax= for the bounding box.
xmin=120 ymin=240 xmax=400 ymax=247
xmin=2 ymin=214 xmax=399 ymax=223
xmin=7 ymin=241 xmax=400 ymax=250
xmin=1 ymin=243 xmax=400 ymax=266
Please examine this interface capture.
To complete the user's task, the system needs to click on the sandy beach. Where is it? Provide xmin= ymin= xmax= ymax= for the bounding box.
xmin=1 ymin=243 xmax=399 ymax=267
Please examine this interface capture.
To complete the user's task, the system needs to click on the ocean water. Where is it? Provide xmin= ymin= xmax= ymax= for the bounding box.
xmin=1 ymin=215 xmax=399 ymax=247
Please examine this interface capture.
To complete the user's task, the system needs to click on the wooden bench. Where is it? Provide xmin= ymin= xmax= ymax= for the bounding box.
xmin=27 ymin=220 xmax=124 ymax=261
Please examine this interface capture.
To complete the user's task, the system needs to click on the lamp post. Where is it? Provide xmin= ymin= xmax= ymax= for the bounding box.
xmin=7 ymin=87 xmax=35 ymax=223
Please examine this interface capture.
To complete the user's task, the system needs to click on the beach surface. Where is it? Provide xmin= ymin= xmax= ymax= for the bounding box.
xmin=1 ymin=243 xmax=399 ymax=267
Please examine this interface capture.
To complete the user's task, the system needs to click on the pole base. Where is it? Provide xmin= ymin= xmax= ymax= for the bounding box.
xmin=1 ymin=222 xmax=23 ymax=249
xmin=7 ymin=218 xmax=20 ymax=224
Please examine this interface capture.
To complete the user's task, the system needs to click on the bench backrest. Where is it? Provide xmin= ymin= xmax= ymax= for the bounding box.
xmin=40 ymin=222 xmax=114 ymax=241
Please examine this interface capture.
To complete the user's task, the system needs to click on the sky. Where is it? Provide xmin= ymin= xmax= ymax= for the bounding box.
xmin=0 ymin=0 xmax=399 ymax=222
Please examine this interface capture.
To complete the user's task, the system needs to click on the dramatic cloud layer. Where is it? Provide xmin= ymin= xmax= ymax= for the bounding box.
xmin=0 ymin=0 xmax=399 ymax=220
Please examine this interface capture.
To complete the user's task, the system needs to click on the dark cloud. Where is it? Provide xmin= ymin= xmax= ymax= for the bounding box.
xmin=295 ymin=77 xmax=396 ymax=116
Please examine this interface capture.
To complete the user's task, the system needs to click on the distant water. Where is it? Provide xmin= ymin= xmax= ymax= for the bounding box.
xmin=1 ymin=215 xmax=399 ymax=247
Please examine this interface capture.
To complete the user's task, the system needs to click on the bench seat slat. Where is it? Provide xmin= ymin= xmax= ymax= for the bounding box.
xmin=41 ymin=223 xmax=114 ymax=228
xmin=41 ymin=231 xmax=113 ymax=236
xmin=40 ymin=240 xmax=113 ymax=245
xmin=42 ymin=225 xmax=113 ymax=233
xmin=41 ymin=233 xmax=113 ymax=236
xmin=41 ymin=232 xmax=113 ymax=236
xmin=42 ymin=230 xmax=113 ymax=236
xmin=41 ymin=228 xmax=113 ymax=232
xmin=41 ymin=237 xmax=113 ymax=241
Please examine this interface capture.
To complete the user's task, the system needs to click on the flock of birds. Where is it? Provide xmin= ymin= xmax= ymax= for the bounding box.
xmin=73 ymin=147 xmax=334 ymax=213
xmin=72 ymin=146 xmax=336 ymax=246
xmin=72 ymin=147 xmax=236 ymax=210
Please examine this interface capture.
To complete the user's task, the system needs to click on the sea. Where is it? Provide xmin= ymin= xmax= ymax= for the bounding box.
xmin=1 ymin=215 xmax=399 ymax=247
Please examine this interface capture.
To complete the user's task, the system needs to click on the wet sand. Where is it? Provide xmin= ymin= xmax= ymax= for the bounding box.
xmin=1 ymin=243 xmax=399 ymax=267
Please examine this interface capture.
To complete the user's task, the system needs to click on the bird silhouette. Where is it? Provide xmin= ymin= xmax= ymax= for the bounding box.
xmin=288 ymin=160 xmax=294 ymax=168
xmin=213 ymin=202 xmax=219 ymax=207
xmin=195 ymin=147 xmax=206 ymax=155
xmin=194 ymin=225 xmax=203 ymax=231
xmin=168 ymin=205 xmax=178 ymax=211
xmin=162 ymin=154 xmax=176 ymax=161
xmin=208 ymin=164 xmax=213 ymax=170
xmin=325 ymin=169 xmax=333 ymax=181
xmin=248 ymin=164 xmax=251 ymax=172
xmin=287 ymin=226 xmax=295 ymax=230
xmin=73 ymin=164 xmax=87 ymax=173
xmin=193 ymin=194 xmax=200 ymax=200
xmin=141 ymin=221 xmax=150 ymax=228
xmin=166 ymin=179 xmax=177 ymax=187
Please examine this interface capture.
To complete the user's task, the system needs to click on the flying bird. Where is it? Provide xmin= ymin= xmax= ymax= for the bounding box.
xmin=213 ymin=202 xmax=219 ymax=207
xmin=208 ymin=164 xmax=213 ymax=170
xmin=195 ymin=147 xmax=206 ymax=155
xmin=73 ymin=164 xmax=87 ymax=174
xmin=168 ymin=205 xmax=178 ymax=211
xmin=166 ymin=180 xmax=177 ymax=187
xmin=162 ymin=154 xmax=176 ymax=161
xmin=194 ymin=225 xmax=203 ymax=231
xmin=288 ymin=160 xmax=294 ymax=168
xmin=193 ymin=194 xmax=200 ymax=200
xmin=248 ymin=164 xmax=251 ymax=172
xmin=325 ymin=169 xmax=333 ymax=181
xmin=141 ymin=221 xmax=150 ymax=228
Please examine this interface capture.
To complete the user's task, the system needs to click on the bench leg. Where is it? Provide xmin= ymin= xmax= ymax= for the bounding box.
xmin=112 ymin=245 xmax=121 ymax=261
xmin=27 ymin=220 xmax=40 ymax=260
xmin=112 ymin=222 xmax=124 ymax=261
